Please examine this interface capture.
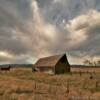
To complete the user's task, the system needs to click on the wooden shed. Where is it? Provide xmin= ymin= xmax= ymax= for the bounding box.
xmin=33 ymin=54 xmax=70 ymax=74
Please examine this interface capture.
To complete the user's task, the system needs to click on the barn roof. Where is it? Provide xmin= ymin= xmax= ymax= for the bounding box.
xmin=34 ymin=54 xmax=68 ymax=67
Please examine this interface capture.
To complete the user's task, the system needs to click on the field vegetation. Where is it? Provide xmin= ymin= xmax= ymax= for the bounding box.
xmin=0 ymin=68 xmax=99 ymax=100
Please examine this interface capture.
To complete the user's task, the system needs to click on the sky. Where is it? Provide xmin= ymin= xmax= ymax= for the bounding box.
xmin=0 ymin=0 xmax=100 ymax=64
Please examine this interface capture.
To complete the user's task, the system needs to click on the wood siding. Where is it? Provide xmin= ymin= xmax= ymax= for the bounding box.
xmin=55 ymin=55 xmax=70 ymax=74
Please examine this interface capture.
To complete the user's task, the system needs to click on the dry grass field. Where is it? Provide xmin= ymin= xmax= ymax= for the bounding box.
xmin=0 ymin=68 xmax=100 ymax=100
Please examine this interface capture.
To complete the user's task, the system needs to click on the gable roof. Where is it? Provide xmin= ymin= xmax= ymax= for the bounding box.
xmin=34 ymin=54 xmax=68 ymax=67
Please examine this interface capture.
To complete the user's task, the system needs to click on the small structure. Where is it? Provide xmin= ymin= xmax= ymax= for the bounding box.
xmin=0 ymin=65 xmax=11 ymax=71
xmin=33 ymin=54 xmax=70 ymax=74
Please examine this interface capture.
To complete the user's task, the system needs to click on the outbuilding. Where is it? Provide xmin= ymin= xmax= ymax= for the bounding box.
xmin=33 ymin=54 xmax=70 ymax=74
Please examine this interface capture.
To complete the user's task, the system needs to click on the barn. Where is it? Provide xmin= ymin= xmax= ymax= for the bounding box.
xmin=33 ymin=54 xmax=70 ymax=74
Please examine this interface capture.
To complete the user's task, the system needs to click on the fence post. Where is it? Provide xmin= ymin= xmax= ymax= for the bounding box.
xmin=80 ymin=72 xmax=82 ymax=77
xmin=66 ymin=81 xmax=69 ymax=96
xmin=34 ymin=82 xmax=36 ymax=93
xmin=96 ymin=81 xmax=99 ymax=90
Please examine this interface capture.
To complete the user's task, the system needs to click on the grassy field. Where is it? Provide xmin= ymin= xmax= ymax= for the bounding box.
xmin=0 ymin=68 xmax=100 ymax=100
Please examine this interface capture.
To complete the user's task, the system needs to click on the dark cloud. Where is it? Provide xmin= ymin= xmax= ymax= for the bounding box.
xmin=66 ymin=10 xmax=100 ymax=59
xmin=0 ymin=0 xmax=100 ymax=64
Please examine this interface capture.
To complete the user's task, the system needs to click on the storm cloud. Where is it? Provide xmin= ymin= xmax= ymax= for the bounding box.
xmin=0 ymin=0 xmax=100 ymax=64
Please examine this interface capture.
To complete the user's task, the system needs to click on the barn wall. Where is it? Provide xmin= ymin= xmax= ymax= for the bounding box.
xmin=55 ymin=61 xmax=70 ymax=74
xmin=36 ymin=67 xmax=54 ymax=74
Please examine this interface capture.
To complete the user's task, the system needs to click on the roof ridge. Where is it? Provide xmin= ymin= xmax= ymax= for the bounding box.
xmin=39 ymin=53 xmax=66 ymax=59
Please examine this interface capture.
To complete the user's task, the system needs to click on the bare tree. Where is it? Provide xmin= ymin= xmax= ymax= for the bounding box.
xmin=83 ymin=59 xmax=93 ymax=66
xmin=83 ymin=59 xmax=100 ymax=66
xmin=97 ymin=61 xmax=100 ymax=66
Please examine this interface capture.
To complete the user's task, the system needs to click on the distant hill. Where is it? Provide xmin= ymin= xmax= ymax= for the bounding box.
xmin=0 ymin=64 xmax=34 ymax=68
xmin=0 ymin=64 xmax=100 ymax=68
xmin=71 ymin=65 xmax=100 ymax=68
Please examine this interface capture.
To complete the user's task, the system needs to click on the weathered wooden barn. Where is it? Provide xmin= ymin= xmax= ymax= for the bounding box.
xmin=33 ymin=54 xmax=70 ymax=74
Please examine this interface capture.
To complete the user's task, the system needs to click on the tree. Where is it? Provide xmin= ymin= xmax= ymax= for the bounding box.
xmin=83 ymin=59 xmax=93 ymax=66
xmin=97 ymin=61 xmax=100 ymax=66
xmin=83 ymin=59 xmax=100 ymax=66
